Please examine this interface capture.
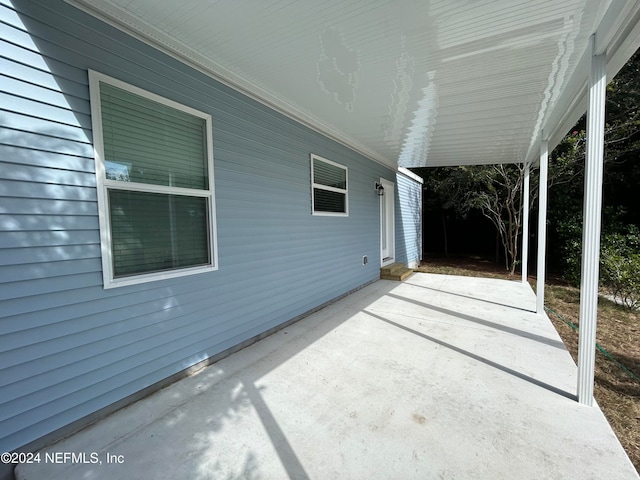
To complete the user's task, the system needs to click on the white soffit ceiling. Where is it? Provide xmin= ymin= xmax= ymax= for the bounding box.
xmin=69 ymin=0 xmax=639 ymax=169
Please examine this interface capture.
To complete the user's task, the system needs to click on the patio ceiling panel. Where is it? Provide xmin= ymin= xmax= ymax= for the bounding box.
xmin=68 ymin=0 xmax=638 ymax=169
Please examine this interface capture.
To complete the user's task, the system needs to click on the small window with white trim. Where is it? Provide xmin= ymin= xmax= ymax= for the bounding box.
xmin=311 ymin=154 xmax=348 ymax=216
xmin=89 ymin=71 xmax=218 ymax=288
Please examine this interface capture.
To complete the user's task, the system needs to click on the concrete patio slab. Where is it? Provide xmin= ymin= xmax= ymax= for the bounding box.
xmin=16 ymin=273 xmax=638 ymax=480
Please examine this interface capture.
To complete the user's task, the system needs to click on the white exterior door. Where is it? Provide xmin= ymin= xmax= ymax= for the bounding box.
xmin=380 ymin=178 xmax=395 ymax=265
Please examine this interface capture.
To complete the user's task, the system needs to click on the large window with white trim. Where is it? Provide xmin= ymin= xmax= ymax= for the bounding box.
xmin=311 ymin=154 xmax=348 ymax=216
xmin=89 ymin=71 xmax=217 ymax=288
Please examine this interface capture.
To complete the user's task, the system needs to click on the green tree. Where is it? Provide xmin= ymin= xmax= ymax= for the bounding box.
xmin=416 ymin=50 xmax=640 ymax=284
xmin=417 ymin=164 xmax=536 ymax=275
xmin=548 ymin=50 xmax=640 ymax=284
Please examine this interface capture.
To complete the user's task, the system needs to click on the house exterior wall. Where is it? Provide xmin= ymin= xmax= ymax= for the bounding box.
xmin=0 ymin=0 xmax=421 ymax=454
xmin=395 ymin=171 xmax=423 ymax=268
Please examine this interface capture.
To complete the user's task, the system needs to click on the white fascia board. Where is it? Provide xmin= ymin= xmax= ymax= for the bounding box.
xmin=593 ymin=0 xmax=638 ymax=56
xmin=397 ymin=167 xmax=424 ymax=184
xmin=528 ymin=47 xmax=590 ymax=166
xmin=537 ymin=1 xmax=640 ymax=163
xmin=603 ymin=6 xmax=640 ymax=83
xmin=65 ymin=0 xmax=398 ymax=171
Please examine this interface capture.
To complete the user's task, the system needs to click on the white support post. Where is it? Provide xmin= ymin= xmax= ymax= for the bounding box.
xmin=577 ymin=37 xmax=607 ymax=406
xmin=536 ymin=141 xmax=549 ymax=314
xmin=522 ymin=162 xmax=531 ymax=284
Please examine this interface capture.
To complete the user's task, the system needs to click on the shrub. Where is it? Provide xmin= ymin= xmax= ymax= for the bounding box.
xmin=553 ymin=207 xmax=583 ymax=286
xmin=600 ymin=227 xmax=640 ymax=310
xmin=554 ymin=208 xmax=640 ymax=309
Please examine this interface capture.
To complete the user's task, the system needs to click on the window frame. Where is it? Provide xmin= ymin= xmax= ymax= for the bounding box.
xmin=310 ymin=154 xmax=349 ymax=216
xmin=89 ymin=70 xmax=218 ymax=289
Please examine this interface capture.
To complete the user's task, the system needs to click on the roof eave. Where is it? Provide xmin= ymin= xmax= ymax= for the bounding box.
xmin=528 ymin=1 xmax=640 ymax=166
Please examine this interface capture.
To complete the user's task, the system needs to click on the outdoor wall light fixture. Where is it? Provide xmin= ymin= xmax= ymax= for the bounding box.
xmin=375 ymin=181 xmax=385 ymax=196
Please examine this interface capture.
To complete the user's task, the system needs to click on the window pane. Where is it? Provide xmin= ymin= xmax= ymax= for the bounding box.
xmin=313 ymin=159 xmax=346 ymax=189
xmin=101 ymin=82 xmax=208 ymax=189
xmin=314 ymin=188 xmax=346 ymax=213
xmin=109 ymin=190 xmax=210 ymax=277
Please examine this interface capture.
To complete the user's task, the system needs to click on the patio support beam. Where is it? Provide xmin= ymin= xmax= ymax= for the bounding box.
xmin=536 ymin=141 xmax=548 ymax=314
xmin=521 ymin=162 xmax=531 ymax=283
xmin=577 ymin=37 xmax=607 ymax=406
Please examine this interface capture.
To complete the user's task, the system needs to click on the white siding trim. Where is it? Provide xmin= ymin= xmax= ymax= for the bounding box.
xmin=380 ymin=177 xmax=395 ymax=266
xmin=398 ymin=167 xmax=423 ymax=184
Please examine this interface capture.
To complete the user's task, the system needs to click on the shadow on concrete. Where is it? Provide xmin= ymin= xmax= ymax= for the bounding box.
xmin=405 ymin=281 xmax=536 ymax=313
xmin=19 ymin=276 xmax=640 ymax=480
xmin=241 ymin=382 xmax=311 ymax=480
xmin=384 ymin=292 xmax=566 ymax=350
xmin=363 ymin=310 xmax=576 ymax=401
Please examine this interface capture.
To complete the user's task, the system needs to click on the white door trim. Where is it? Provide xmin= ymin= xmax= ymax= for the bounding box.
xmin=380 ymin=178 xmax=395 ymax=266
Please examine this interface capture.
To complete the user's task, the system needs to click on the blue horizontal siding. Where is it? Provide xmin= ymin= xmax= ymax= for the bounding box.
xmin=0 ymin=198 xmax=97 ymax=216
xmin=0 ymin=273 xmax=102 ymax=301
xmin=0 ymin=145 xmax=94 ymax=172
xmin=0 ymin=244 xmax=100 ymax=265
xmin=0 ymin=91 xmax=87 ymax=126
xmin=0 ymin=258 xmax=99 ymax=284
xmin=395 ymin=172 xmax=423 ymax=267
xmin=0 ymin=164 xmax=95 ymax=186
xmin=0 ymin=0 xmax=420 ymax=454
xmin=0 ymin=74 xmax=91 ymax=114
xmin=0 ymin=229 xmax=97 ymax=248
xmin=0 ymin=181 xmax=96 ymax=202
xmin=0 ymin=109 xmax=91 ymax=143
xmin=0 ymin=128 xmax=94 ymax=157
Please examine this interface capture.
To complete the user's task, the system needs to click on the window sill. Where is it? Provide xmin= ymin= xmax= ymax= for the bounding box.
xmin=103 ymin=264 xmax=217 ymax=289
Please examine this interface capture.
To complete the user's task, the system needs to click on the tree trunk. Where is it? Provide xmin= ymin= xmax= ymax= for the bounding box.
xmin=442 ymin=211 xmax=449 ymax=258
